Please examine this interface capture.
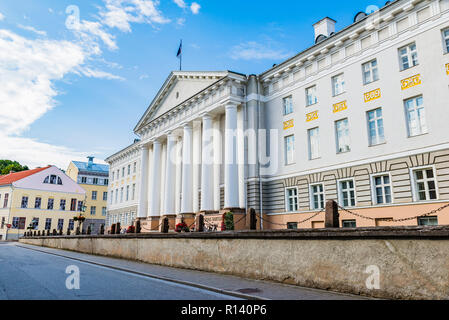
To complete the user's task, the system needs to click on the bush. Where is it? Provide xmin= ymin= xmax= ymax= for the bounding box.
xmin=222 ymin=212 xmax=234 ymax=231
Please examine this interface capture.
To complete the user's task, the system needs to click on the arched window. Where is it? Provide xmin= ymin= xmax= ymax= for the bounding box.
xmin=43 ymin=175 xmax=63 ymax=185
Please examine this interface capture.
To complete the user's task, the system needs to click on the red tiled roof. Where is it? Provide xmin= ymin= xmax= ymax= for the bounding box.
xmin=0 ymin=166 xmax=51 ymax=186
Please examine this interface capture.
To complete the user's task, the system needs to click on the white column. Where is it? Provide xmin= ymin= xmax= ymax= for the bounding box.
xmin=237 ymin=106 xmax=246 ymax=209
xmin=181 ymin=124 xmax=193 ymax=213
xmin=201 ymin=115 xmax=214 ymax=211
xmin=146 ymin=146 xmax=153 ymax=217
xmin=224 ymin=103 xmax=239 ymax=208
xmin=164 ymin=134 xmax=177 ymax=215
xmin=175 ymin=137 xmax=183 ymax=214
xmin=159 ymin=142 xmax=167 ymax=214
xmin=137 ymin=145 xmax=149 ymax=218
xmin=192 ymin=122 xmax=202 ymax=213
xmin=149 ymin=140 xmax=161 ymax=217
xmin=213 ymin=117 xmax=222 ymax=211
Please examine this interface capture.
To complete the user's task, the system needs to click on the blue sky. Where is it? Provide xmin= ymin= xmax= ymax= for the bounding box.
xmin=0 ymin=0 xmax=387 ymax=169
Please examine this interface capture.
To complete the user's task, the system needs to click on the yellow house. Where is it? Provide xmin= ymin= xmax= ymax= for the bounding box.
xmin=66 ymin=157 xmax=109 ymax=234
xmin=0 ymin=166 xmax=86 ymax=240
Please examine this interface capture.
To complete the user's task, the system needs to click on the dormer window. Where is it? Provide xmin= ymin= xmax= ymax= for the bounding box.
xmin=43 ymin=175 xmax=63 ymax=185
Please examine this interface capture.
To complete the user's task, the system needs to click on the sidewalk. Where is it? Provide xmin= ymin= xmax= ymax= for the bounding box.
xmin=14 ymin=243 xmax=371 ymax=300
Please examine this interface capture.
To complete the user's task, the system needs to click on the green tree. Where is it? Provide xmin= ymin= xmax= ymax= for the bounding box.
xmin=0 ymin=160 xmax=29 ymax=175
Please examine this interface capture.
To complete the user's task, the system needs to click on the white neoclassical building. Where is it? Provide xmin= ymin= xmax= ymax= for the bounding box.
xmin=107 ymin=0 xmax=449 ymax=230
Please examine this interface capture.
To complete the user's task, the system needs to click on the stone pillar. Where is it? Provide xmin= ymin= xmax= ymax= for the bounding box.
xmin=213 ymin=116 xmax=222 ymax=211
xmin=137 ymin=145 xmax=149 ymax=218
xmin=237 ymin=105 xmax=246 ymax=209
xmin=325 ymin=200 xmax=340 ymax=228
xmin=181 ymin=124 xmax=193 ymax=214
xmin=175 ymin=137 xmax=183 ymax=214
xmin=201 ymin=114 xmax=214 ymax=212
xmin=192 ymin=122 xmax=202 ymax=213
xmin=162 ymin=133 xmax=177 ymax=229
xmin=149 ymin=141 xmax=162 ymax=218
xmin=224 ymin=103 xmax=239 ymax=209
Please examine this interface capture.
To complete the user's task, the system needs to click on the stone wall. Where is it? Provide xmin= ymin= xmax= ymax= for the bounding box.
xmin=20 ymin=226 xmax=449 ymax=300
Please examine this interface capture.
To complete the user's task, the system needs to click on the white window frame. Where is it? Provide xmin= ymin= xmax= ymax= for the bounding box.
xmin=442 ymin=28 xmax=449 ymax=53
xmin=285 ymin=187 xmax=299 ymax=213
xmin=284 ymin=135 xmax=295 ymax=165
xmin=337 ymin=178 xmax=357 ymax=208
xmin=362 ymin=59 xmax=379 ymax=85
xmin=308 ymin=127 xmax=320 ymax=160
xmin=398 ymin=43 xmax=418 ymax=71
xmin=405 ymin=96 xmax=427 ymax=137
xmin=309 ymin=183 xmax=325 ymax=210
xmin=370 ymin=172 xmax=394 ymax=205
xmin=332 ymin=73 xmax=345 ymax=96
xmin=410 ymin=165 xmax=439 ymax=202
xmin=367 ymin=108 xmax=385 ymax=146
xmin=305 ymin=85 xmax=317 ymax=106
xmin=335 ymin=118 xmax=351 ymax=154
xmin=283 ymin=96 xmax=293 ymax=116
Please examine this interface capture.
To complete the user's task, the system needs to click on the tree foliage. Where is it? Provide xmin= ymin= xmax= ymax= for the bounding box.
xmin=0 ymin=160 xmax=29 ymax=175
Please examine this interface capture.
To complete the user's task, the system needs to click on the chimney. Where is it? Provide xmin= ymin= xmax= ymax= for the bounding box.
xmin=87 ymin=156 xmax=94 ymax=169
xmin=313 ymin=17 xmax=336 ymax=43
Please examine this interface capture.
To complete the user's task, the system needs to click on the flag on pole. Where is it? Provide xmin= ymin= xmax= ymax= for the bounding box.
xmin=177 ymin=40 xmax=182 ymax=70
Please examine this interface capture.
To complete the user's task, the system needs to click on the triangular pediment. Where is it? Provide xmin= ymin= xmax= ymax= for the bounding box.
xmin=135 ymin=71 xmax=228 ymax=133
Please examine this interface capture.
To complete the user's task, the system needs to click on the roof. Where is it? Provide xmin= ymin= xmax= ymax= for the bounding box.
xmin=72 ymin=161 xmax=109 ymax=173
xmin=0 ymin=166 xmax=51 ymax=186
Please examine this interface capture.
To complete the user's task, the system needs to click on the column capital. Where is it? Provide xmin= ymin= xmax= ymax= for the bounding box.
xmin=199 ymin=113 xmax=213 ymax=121
xmin=225 ymin=102 xmax=238 ymax=110
xmin=151 ymin=139 xmax=162 ymax=146
xmin=181 ymin=122 xmax=193 ymax=130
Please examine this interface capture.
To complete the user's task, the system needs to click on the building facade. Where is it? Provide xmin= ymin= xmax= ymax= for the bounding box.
xmin=0 ymin=166 xmax=86 ymax=240
xmin=105 ymin=141 xmax=141 ymax=232
xmin=66 ymin=157 xmax=109 ymax=234
xmin=107 ymin=0 xmax=449 ymax=230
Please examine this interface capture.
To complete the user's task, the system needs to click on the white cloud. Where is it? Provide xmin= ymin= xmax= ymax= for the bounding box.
xmin=139 ymin=74 xmax=149 ymax=80
xmin=176 ymin=18 xmax=186 ymax=26
xmin=173 ymin=0 xmax=187 ymax=8
xmin=71 ymin=20 xmax=118 ymax=51
xmin=100 ymin=0 xmax=170 ymax=33
xmin=0 ymin=12 xmax=4 ymax=21
xmin=190 ymin=2 xmax=201 ymax=14
xmin=230 ymin=41 xmax=292 ymax=61
xmin=17 ymin=24 xmax=47 ymax=36
xmin=78 ymin=67 xmax=125 ymax=80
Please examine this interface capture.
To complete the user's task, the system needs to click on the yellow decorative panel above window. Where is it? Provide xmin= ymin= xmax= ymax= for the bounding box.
xmin=401 ymin=74 xmax=421 ymax=90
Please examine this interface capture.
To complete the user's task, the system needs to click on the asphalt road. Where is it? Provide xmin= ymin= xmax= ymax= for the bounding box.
xmin=0 ymin=242 xmax=240 ymax=300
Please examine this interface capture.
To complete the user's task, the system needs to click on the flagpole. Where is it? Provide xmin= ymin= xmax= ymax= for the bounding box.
xmin=180 ymin=40 xmax=182 ymax=71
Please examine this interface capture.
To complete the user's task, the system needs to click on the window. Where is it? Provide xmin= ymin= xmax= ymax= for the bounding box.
xmin=308 ymin=127 xmax=320 ymax=160
xmin=93 ymin=178 xmax=99 ymax=185
xmin=3 ymin=193 xmax=8 ymax=208
xmin=127 ymin=165 xmax=131 ymax=175
xmin=68 ymin=219 xmax=74 ymax=231
xmin=45 ymin=218 xmax=52 ymax=230
xmin=418 ymin=216 xmax=438 ymax=226
xmin=92 ymin=191 xmax=97 ymax=200
xmin=57 ymin=219 xmax=64 ymax=231
xmin=287 ymin=222 xmax=298 ymax=230
xmin=81 ymin=177 xmax=87 ymax=184
xmin=77 ymin=201 xmax=83 ymax=212
xmin=405 ymin=96 xmax=427 ymax=137
xmin=103 ymin=192 xmax=108 ymax=201
xmin=310 ymin=184 xmax=325 ymax=210
xmin=21 ymin=196 xmax=28 ymax=209
xmin=111 ymin=191 xmax=114 ymax=204
xmin=283 ymin=96 xmax=293 ymax=115
xmin=413 ymin=168 xmax=437 ymax=201
xmin=115 ymin=189 xmax=118 ymax=204
xmin=339 ymin=180 xmax=356 ymax=207
xmin=31 ymin=218 xmax=39 ymax=230
xmin=285 ymin=135 xmax=295 ymax=165
xmin=47 ymin=198 xmax=54 ymax=210
xmin=120 ymin=187 xmax=124 ymax=203
xmin=286 ymin=188 xmax=299 ymax=212
xmin=102 ymin=207 xmax=107 ymax=216
xmin=132 ymin=184 xmax=136 ymax=201
xmin=90 ymin=206 xmax=96 ymax=216
xmin=443 ymin=28 xmax=449 ymax=53
xmin=34 ymin=197 xmax=42 ymax=209
xmin=342 ymin=220 xmax=357 ymax=228
xmin=335 ymin=119 xmax=350 ymax=153
xmin=373 ymin=175 xmax=392 ymax=204
xmin=126 ymin=185 xmax=130 ymax=201
xmin=133 ymin=162 xmax=137 ymax=173
xmin=44 ymin=175 xmax=62 ymax=185
xmin=60 ymin=199 xmax=66 ymax=211
xmin=104 ymin=179 xmax=109 ymax=186
xmin=399 ymin=43 xmax=418 ymax=70
xmin=362 ymin=60 xmax=379 ymax=84
xmin=70 ymin=199 xmax=77 ymax=211
xmin=306 ymin=86 xmax=317 ymax=106
xmin=367 ymin=108 xmax=385 ymax=146
xmin=122 ymin=168 xmax=125 ymax=178
xmin=332 ymin=74 xmax=345 ymax=96
xmin=12 ymin=217 xmax=26 ymax=230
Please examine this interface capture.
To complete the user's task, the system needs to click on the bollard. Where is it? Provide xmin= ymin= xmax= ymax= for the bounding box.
xmin=162 ymin=217 xmax=169 ymax=233
xmin=249 ymin=208 xmax=257 ymax=230
xmin=111 ymin=224 xmax=116 ymax=235
xmin=46 ymin=230 xmax=50 ymax=236
xmin=100 ymin=224 xmax=105 ymax=235
xmin=325 ymin=200 xmax=340 ymax=228
xmin=116 ymin=223 xmax=121 ymax=234
xmin=136 ymin=220 xmax=141 ymax=234
xmin=195 ymin=214 xmax=204 ymax=232
xmin=59 ymin=229 xmax=63 ymax=236
xmin=67 ymin=228 xmax=71 ymax=236
xmin=76 ymin=227 xmax=80 ymax=235
xmin=52 ymin=229 xmax=57 ymax=236
xmin=87 ymin=226 xmax=91 ymax=235
xmin=37 ymin=231 xmax=40 ymax=237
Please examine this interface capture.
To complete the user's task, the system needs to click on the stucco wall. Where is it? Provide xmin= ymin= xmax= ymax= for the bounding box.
xmin=20 ymin=227 xmax=449 ymax=300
